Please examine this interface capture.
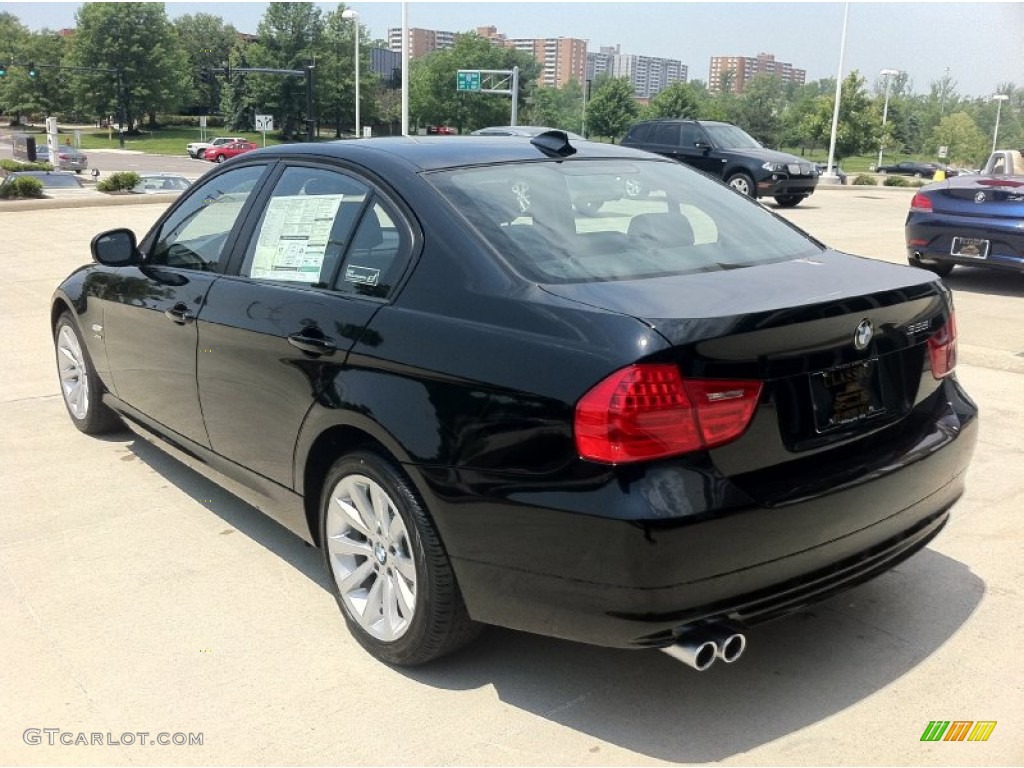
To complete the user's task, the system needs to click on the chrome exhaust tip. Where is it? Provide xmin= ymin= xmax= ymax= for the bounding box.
xmin=662 ymin=635 xmax=718 ymax=671
xmin=713 ymin=630 xmax=746 ymax=663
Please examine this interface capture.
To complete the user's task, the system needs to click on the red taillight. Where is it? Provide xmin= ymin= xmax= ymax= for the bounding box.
xmin=927 ymin=312 xmax=957 ymax=379
xmin=574 ymin=364 xmax=762 ymax=464
xmin=910 ymin=193 xmax=933 ymax=213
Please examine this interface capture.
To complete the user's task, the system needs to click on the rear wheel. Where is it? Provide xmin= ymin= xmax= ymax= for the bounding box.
xmin=773 ymin=194 xmax=805 ymax=208
xmin=320 ymin=450 xmax=479 ymax=665
xmin=726 ymin=172 xmax=755 ymax=197
xmin=215 ymin=154 xmax=226 ymax=163
xmin=908 ymin=254 xmax=954 ymax=277
xmin=54 ymin=313 xmax=122 ymax=434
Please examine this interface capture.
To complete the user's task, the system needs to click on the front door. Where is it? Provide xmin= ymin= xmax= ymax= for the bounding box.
xmin=101 ymin=164 xmax=271 ymax=446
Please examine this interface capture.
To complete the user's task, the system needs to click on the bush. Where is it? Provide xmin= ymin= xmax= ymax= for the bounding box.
xmin=852 ymin=174 xmax=877 ymax=186
xmin=97 ymin=171 xmax=142 ymax=193
xmin=883 ymin=175 xmax=910 ymax=187
xmin=1 ymin=159 xmax=54 ymax=172
xmin=0 ymin=176 xmax=45 ymax=199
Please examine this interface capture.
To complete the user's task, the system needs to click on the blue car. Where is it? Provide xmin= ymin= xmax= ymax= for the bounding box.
xmin=906 ymin=174 xmax=1024 ymax=276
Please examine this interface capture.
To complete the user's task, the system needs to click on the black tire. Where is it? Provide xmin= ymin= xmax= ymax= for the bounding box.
xmin=54 ymin=313 xmax=123 ymax=434
xmin=215 ymin=154 xmax=226 ymax=163
xmin=726 ymin=172 xmax=755 ymax=197
xmin=773 ymin=194 xmax=805 ymax=208
xmin=908 ymin=255 xmax=954 ymax=277
xmin=320 ymin=450 xmax=480 ymax=666
xmin=878 ymin=169 xmax=888 ymax=175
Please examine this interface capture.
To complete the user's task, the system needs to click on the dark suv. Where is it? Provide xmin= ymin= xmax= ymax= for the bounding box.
xmin=621 ymin=119 xmax=818 ymax=207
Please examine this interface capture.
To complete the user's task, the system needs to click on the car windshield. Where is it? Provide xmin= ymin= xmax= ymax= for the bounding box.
xmin=428 ymin=159 xmax=820 ymax=284
xmin=703 ymin=124 xmax=763 ymax=150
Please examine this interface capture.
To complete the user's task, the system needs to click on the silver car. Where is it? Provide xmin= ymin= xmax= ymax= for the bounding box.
xmin=34 ymin=144 xmax=89 ymax=173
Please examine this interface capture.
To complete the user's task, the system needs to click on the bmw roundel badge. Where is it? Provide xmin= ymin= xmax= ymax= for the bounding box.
xmin=854 ymin=319 xmax=873 ymax=351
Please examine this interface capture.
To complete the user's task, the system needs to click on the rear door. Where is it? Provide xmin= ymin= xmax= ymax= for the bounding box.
xmin=196 ymin=163 xmax=417 ymax=486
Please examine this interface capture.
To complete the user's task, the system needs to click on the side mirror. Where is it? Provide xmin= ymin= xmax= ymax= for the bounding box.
xmin=91 ymin=228 xmax=139 ymax=266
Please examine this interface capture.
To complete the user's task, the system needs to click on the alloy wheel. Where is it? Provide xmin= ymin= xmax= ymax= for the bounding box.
xmin=325 ymin=474 xmax=417 ymax=642
xmin=57 ymin=325 xmax=89 ymax=420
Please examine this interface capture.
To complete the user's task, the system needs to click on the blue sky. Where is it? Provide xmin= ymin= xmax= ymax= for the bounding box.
xmin=4 ymin=1 xmax=1022 ymax=97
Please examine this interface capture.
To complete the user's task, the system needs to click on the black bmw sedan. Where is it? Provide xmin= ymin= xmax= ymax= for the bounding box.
xmin=52 ymin=134 xmax=977 ymax=669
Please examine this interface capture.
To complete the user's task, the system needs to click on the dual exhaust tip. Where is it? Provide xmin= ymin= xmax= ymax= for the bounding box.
xmin=662 ymin=624 xmax=747 ymax=671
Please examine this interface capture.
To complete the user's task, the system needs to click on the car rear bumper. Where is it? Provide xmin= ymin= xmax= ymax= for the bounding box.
xmin=907 ymin=215 xmax=1024 ymax=272
xmin=429 ymin=379 xmax=978 ymax=648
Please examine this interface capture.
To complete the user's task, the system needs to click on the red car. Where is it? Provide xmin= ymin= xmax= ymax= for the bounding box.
xmin=205 ymin=140 xmax=258 ymax=163
xmin=426 ymin=125 xmax=457 ymax=135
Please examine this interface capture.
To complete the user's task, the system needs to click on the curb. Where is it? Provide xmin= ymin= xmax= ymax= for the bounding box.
xmin=0 ymin=193 xmax=180 ymax=212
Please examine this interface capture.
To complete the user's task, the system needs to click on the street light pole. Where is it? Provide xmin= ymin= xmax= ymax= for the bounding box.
xmin=991 ymin=94 xmax=1010 ymax=153
xmin=342 ymin=8 xmax=360 ymax=138
xmin=824 ymin=2 xmax=850 ymax=183
xmin=876 ymin=68 xmax=899 ymax=171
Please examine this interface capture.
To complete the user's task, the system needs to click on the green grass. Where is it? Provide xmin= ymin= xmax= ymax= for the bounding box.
xmin=74 ymin=126 xmax=287 ymax=154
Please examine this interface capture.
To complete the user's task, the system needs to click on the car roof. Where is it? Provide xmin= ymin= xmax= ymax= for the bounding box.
xmin=253 ymin=136 xmax=655 ymax=172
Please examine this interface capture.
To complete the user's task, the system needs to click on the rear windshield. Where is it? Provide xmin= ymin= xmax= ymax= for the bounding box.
xmin=25 ymin=173 xmax=83 ymax=188
xmin=427 ymin=158 xmax=820 ymax=284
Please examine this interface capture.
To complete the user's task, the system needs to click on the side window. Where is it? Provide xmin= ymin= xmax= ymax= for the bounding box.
xmin=627 ymin=124 xmax=650 ymax=143
xmin=680 ymin=123 xmax=702 ymax=148
xmin=150 ymin=165 xmax=266 ymax=270
xmin=652 ymin=123 xmax=680 ymax=146
xmin=336 ymin=200 xmax=409 ymax=299
xmin=239 ymin=167 xmax=370 ymax=286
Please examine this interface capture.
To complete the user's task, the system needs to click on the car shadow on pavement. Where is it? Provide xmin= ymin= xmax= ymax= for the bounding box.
xmin=125 ymin=433 xmax=983 ymax=762
xmin=944 ymin=267 xmax=1024 ymax=298
xmin=126 ymin=434 xmax=331 ymax=591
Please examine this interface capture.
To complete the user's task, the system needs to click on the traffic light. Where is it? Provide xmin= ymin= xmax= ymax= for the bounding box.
xmin=27 ymin=62 xmax=38 ymax=78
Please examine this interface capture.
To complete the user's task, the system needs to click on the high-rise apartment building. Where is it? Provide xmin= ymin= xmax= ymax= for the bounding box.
xmin=475 ymin=26 xmax=586 ymax=88
xmin=587 ymin=46 xmax=688 ymax=99
xmin=387 ymin=27 xmax=458 ymax=58
xmin=708 ymin=52 xmax=806 ymax=93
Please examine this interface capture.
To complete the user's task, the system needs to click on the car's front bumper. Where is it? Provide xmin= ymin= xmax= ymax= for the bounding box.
xmin=426 ymin=378 xmax=978 ymax=648
xmin=756 ymin=173 xmax=818 ymax=198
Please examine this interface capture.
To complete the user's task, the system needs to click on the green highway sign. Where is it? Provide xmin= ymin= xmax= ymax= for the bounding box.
xmin=457 ymin=70 xmax=481 ymax=92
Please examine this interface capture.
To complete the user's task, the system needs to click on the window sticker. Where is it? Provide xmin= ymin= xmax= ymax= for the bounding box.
xmin=250 ymin=195 xmax=345 ymax=282
xmin=345 ymin=265 xmax=381 ymax=286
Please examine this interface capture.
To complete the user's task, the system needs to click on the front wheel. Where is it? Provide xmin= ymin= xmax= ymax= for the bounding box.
xmin=726 ymin=172 xmax=755 ymax=197
xmin=54 ymin=313 xmax=123 ymax=434
xmin=215 ymin=154 xmax=226 ymax=163
xmin=320 ymin=450 xmax=479 ymax=666
xmin=773 ymin=194 xmax=805 ymax=208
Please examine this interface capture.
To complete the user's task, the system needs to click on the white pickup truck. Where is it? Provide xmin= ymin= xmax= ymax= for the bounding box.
xmin=186 ymin=136 xmax=244 ymax=160
xmin=982 ymin=149 xmax=1024 ymax=176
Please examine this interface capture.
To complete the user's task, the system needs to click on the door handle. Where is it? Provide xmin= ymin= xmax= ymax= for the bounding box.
xmin=164 ymin=302 xmax=195 ymax=324
xmin=288 ymin=331 xmax=337 ymax=356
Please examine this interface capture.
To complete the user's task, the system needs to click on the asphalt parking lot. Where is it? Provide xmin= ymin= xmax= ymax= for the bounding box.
xmin=1 ymin=189 xmax=1021 ymax=765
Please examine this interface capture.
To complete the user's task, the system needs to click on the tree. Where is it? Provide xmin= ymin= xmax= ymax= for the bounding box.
xmin=529 ymin=80 xmax=583 ymax=134
xmin=796 ymin=71 xmax=879 ymax=159
xmin=585 ymin=76 xmax=638 ymax=142
xmin=237 ymin=3 xmax=323 ymax=139
xmin=1 ymin=30 xmax=71 ymax=121
xmin=409 ymin=33 xmax=540 ymax=132
xmin=642 ymin=81 xmax=699 ymax=120
xmin=737 ymin=74 xmax=786 ymax=147
xmin=319 ymin=5 xmax=373 ymax=137
xmin=0 ymin=12 xmax=31 ymax=120
xmin=173 ymin=14 xmax=238 ymax=116
xmin=928 ymin=112 xmax=987 ymax=166
xmin=67 ymin=3 xmax=188 ymax=131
